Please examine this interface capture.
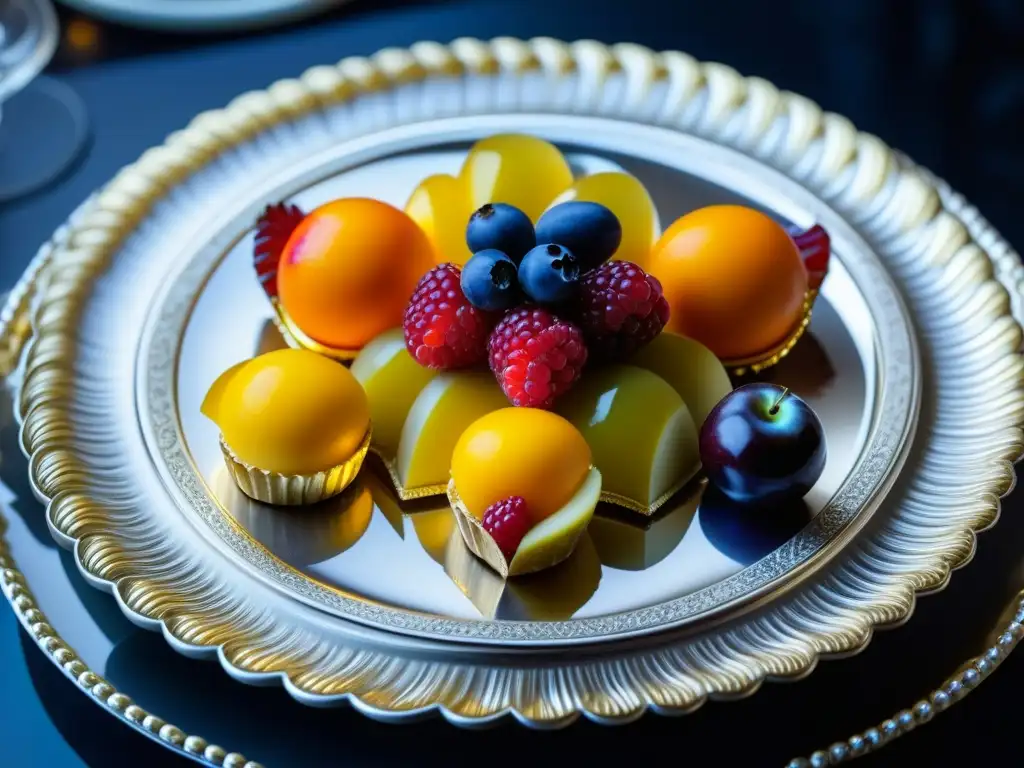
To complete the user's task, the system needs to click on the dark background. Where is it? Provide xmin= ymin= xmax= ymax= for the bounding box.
xmin=2 ymin=0 xmax=1023 ymax=765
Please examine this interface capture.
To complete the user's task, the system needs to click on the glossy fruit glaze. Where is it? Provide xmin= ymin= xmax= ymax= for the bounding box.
xmin=460 ymin=134 xmax=575 ymax=222
xmin=277 ymin=198 xmax=435 ymax=351
xmin=450 ymin=407 xmax=591 ymax=524
xmin=201 ymin=348 xmax=369 ymax=476
xmin=549 ymin=172 xmax=657 ymax=267
xmin=647 ymin=205 xmax=808 ymax=360
xmin=556 ymin=365 xmax=699 ymax=507
xmin=405 ymin=134 xmax=659 ymax=269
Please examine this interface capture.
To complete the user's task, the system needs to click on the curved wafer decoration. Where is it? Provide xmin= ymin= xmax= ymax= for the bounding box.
xmin=15 ymin=38 xmax=1024 ymax=728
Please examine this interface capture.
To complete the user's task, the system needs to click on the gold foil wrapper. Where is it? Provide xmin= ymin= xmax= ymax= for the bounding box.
xmin=270 ymin=299 xmax=361 ymax=363
xmin=371 ymin=449 xmax=449 ymax=501
xmin=218 ymin=428 xmax=371 ymax=506
xmin=723 ymin=288 xmax=818 ymax=377
xmin=446 ymin=479 xmax=587 ymax=578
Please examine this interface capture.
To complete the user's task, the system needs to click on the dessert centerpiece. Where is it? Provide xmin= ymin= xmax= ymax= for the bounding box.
xmin=206 ymin=131 xmax=832 ymax=577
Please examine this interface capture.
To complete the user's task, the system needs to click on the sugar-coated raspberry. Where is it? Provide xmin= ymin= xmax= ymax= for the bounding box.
xmin=404 ymin=264 xmax=495 ymax=369
xmin=481 ymin=496 xmax=532 ymax=560
xmin=253 ymin=202 xmax=305 ymax=299
xmin=488 ymin=306 xmax=588 ymax=408
xmin=576 ymin=260 xmax=670 ymax=361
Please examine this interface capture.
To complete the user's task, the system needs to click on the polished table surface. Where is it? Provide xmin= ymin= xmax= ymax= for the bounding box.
xmin=2 ymin=1 xmax=1024 ymax=765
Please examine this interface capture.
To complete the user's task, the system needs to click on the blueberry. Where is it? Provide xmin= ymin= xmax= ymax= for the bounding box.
xmin=466 ymin=203 xmax=536 ymax=264
xmin=535 ymin=201 xmax=622 ymax=271
xmin=518 ymin=244 xmax=581 ymax=305
xmin=460 ymin=249 xmax=521 ymax=311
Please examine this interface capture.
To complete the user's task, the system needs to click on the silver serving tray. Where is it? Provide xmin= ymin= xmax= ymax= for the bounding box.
xmin=12 ymin=40 xmax=1023 ymax=728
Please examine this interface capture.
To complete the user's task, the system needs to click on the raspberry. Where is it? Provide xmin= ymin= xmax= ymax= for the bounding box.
xmin=787 ymin=223 xmax=830 ymax=291
xmin=576 ymin=261 xmax=670 ymax=361
xmin=253 ymin=202 xmax=305 ymax=299
xmin=481 ymin=496 xmax=532 ymax=560
xmin=488 ymin=306 xmax=588 ymax=408
xmin=404 ymin=264 xmax=495 ymax=369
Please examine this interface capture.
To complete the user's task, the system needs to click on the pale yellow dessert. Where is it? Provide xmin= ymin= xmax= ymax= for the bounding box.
xmin=556 ymin=365 xmax=701 ymax=515
xmin=630 ymin=332 xmax=733 ymax=428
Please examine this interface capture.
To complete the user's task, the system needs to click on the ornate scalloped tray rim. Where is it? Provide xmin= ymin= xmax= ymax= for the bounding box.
xmin=12 ymin=38 xmax=1024 ymax=729
xmin=3 ymin=169 xmax=1024 ymax=768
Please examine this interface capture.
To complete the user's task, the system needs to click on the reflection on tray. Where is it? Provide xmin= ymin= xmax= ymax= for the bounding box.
xmin=589 ymin=481 xmax=702 ymax=570
xmin=362 ymin=465 xmax=406 ymax=539
xmin=255 ymin=318 xmax=289 ymax=356
xmin=409 ymin=506 xmax=456 ymax=565
xmin=443 ymin=527 xmax=602 ymax=621
xmin=697 ymin=485 xmax=813 ymax=566
xmin=760 ymin=331 xmax=836 ymax=397
xmin=211 ymin=465 xmax=375 ymax=566
xmin=732 ymin=330 xmax=835 ymax=397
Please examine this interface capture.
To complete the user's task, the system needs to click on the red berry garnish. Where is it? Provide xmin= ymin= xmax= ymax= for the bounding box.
xmin=253 ymin=202 xmax=305 ymax=299
xmin=404 ymin=264 xmax=496 ymax=369
xmin=488 ymin=306 xmax=588 ymax=408
xmin=576 ymin=260 xmax=670 ymax=361
xmin=787 ymin=223 xmax=830 ymax=291
xmin=481 ymin=496 xmax=532 ymax=561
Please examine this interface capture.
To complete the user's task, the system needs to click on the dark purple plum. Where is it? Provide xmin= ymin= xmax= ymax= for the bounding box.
xmin=466 ymin=203 xmax=536 ymax=264
xmin=517 ymin=243 xmax=581 ymax=305
xmin=460 ymin=249 xmax=521 ymax=311
xmin=534 ymin=201 xmax=622 ymax=272
xmin=699 ymin=383 xmax=826 ymax=505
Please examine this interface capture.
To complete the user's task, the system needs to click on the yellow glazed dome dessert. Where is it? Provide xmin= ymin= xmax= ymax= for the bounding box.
xmin=201 ymin=348 xmax=371 ymax=505
xmin=405 ymin=133 xmax=659 ymax=265
xmin=447 ymin=408 xmax=602 ymax=577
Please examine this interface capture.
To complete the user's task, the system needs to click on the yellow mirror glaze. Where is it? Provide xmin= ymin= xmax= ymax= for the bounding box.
xmin=350 ymin=328 xmax=437 ymax=459
xmin=200 ymin=359 xmax=248 ymax=425
xmin=406 ymin=135 xmax=660 ymax=270
xmin=451 ymin=408 xmax=591 ymax=524
xmin=202 ymin=349 xmax=370 ymax=476
xmin=405 ymin=173 xmax=473 ymax=266
xmin=548 ymin=172 xmax=658 ymax=266
xmin=396 ymin=371 xmax=509 ymax=492
xmin=460 ymin=134 xmax=574 ymax=222
xmin=556 ymin=365 xmax=700 ymax=511
xmin=630 ymin=332 xmax=733 ymax=428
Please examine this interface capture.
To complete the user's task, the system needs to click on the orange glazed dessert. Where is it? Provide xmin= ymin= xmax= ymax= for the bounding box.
xmin=647 ymin=205 xmax=811 ymax=364
xmin=254 ymin=197 xmax=436 ymax=358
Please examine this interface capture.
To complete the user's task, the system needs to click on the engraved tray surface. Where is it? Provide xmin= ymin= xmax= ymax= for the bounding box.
xmin=13 ymin=40 xmax=1024 ymax=725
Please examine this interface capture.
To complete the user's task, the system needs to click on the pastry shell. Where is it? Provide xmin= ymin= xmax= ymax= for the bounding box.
xmin=218 ymin=427 xmax=371 ymax=506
